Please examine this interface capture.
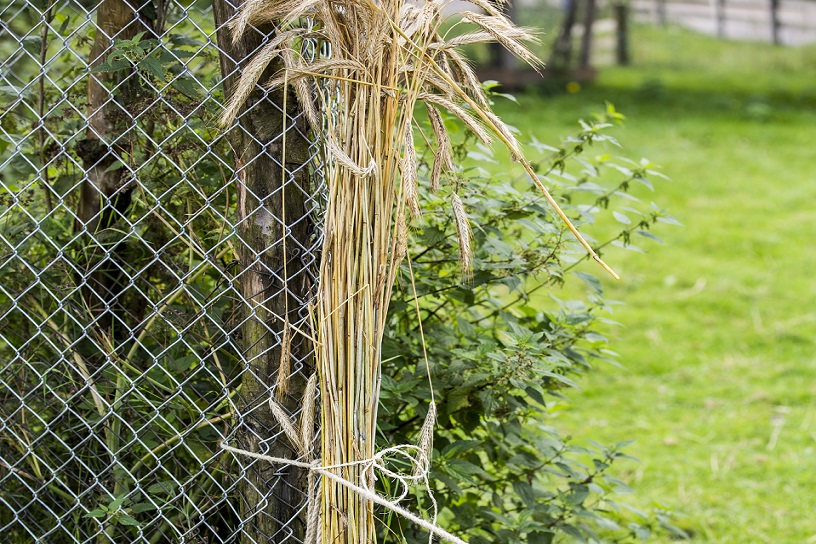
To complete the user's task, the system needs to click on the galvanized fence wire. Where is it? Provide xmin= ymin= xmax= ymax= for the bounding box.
xmin=0 ymin=0 xmax=323 ymax=542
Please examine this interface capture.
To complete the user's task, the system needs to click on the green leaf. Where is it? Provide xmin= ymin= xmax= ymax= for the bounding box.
xmin=106 ymin=58 xmax=132 ymax=72
xmin=527 ymin=531 xmax=554 ymax=544
xmin=633 ymin=176 xmax=654 ymax=190
xmin=21 ymin=36 xmax=42 ymax=52
xmin=559 ymin=524 xmax=587 ymax=542
xmin=441 ymin=440 xmax=482 ymax=459
xmin=564 ymin=484 xmax=590 ymax=505
xmin=512 ymin=480 xmax=536 ymax=507
xmin=117 ymin=514 xmax=140 ymax=527
xmin=131 ymin=502 xmax=157 ymax=513
xmin=171 ymin=78 xmax=201 ymax=98
xmin=445 ymin=458 xmax=490 ymax=480
xmin=594 ymin=516 xmax=622 ymax=531
xmin=574 ymin=271 xmax=602 ymax=296
xmin=139 ymin=57 xmax=166 ymax=80
xmin=657 ymin=214 xmax=682 ymax=226
xmin=169 ymin=34 xmax=205 ymax=47
xmin=635 ymin=229 xmax=664 ymax=244
xmin=611 ymin=240 xmax=645 ymax=253
xmin=108 ymin=494 xmax=128 ymax=511
xmin=443 ymin=390 xmax=471 ymax=416
xmin=84 ymin=508 xmax=108 ymax=518
xmin=104 ymin=160 xmax=125 ymax=173
xmin=433 ymin=471 xmax=463 ymax=495
xmin=147 ymin=481 xmax=178 ymax=495
xmin=613 ymin=211 xmax=631 ymax=225
xmin=90 ymin=63 xmax=112 ymax=74
xmin=57 ymin=14 xmax=71 ymax=35
xmin=525 ymin=385 xmax=548 ymax=408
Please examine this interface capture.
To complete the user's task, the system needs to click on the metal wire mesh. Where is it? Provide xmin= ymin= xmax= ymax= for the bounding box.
xmin=0 ymin=0 xmax=322 ymax=541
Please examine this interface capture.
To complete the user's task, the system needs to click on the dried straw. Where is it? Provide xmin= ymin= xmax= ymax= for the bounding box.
xmin=222 ymin=0 xmax=618 ymax=542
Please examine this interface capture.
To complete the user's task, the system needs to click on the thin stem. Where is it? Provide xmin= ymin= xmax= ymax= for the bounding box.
xmin=0 ymin=459 xmax=76 ymax=503
xmin=38 ymin=1 xmax=54 ymax=214
xmin=30 ymin=300 xmax=107 ymax=420
xmin=130 ymin=412 xmax=233 ymax=474
xmin=124 ymin=244 xmax=231 ymax=364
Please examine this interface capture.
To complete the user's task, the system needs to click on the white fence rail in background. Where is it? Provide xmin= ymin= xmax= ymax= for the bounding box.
xmin=631 ymin=0 xmax=816 ymax=44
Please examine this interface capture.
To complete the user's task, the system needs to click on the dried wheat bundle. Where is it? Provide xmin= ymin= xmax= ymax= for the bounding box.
xmin=222 ymin=1 xmax=617 ymax=542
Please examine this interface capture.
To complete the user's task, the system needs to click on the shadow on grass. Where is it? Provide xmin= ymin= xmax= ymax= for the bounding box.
xmin=528 ymin=77 xmax=816 ymax=124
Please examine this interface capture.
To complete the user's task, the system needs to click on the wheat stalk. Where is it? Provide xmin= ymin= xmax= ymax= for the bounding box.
xmin=223 ymin=1 xmax=617 ymax=542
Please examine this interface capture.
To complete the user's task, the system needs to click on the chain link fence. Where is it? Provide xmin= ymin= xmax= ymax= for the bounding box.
xmin=0 ymin=0 xmax=322 ymax=541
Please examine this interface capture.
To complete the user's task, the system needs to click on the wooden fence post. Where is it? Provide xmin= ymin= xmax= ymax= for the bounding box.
xmin=713 ymin=0 xmax=726 ymax=37
xmin=614 ymin=3 xmax=630 ymax=65
xmin=212 ymin=1 xmax=314 ymax=541
xmin=579 ymin=0 xmax=598 ymax=69
xmin=655 ymin=0 xmax=667 ymax=25
xmin=770 ymin=0 xmax=781 ymax=44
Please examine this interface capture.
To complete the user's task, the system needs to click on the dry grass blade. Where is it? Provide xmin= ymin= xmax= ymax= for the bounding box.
xmin=421 ymin=92 xmax=491 ymax=145
xmin=325 ymin=138 xmax=377 ymax=176
xmin=456 ymin=0 xmax=505 ymax=18
xmin=401 ymin=123 xmax=421 ymax=218
xmin=458 ymin=12 xmax=541 ymax=70
xmin=408 ymin=68 xmax=457 ymax=100
xmin=219 ymin=28 xmax=308 ymax=126
xmin=300 ymin=373 xmax=318 ymax=450
xmin=483 ymin=107 xmax=522 ymax=158
xmin=228 ymin=0 xmax=315 ymax=38
xmin=268 ymin=397 xmax=305 ymax=455
xmin=451 ymin=192 xmax=471 ymax=277
xmin=440 ymin=48 xmax=489 ymax=108
xmin=426 ymin=103 xmax=453 ymax=191
xmin=265 ymin=59 xmax=365 ymax=90
xmin=414 ymin=402 xmax=436 ymax=476
xmin=275 ymin=321 xmax=292 ymax=400
xmin=431 ymin=30 xmax=493 ymax=49
xmin=395 ymin=207 xmax=409 ymax=262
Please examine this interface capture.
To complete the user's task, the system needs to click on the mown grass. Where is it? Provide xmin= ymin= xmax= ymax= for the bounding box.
xmin=490 ymin=25 xmax=816 ymax=543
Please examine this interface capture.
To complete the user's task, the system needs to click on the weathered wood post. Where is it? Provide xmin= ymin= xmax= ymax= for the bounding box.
xmin=770 ymin=0 xmax=781 ymax=44
xmin=579 ymin=0 xmax=598 ymax=69
xmin=614 ymin=3 xmax=630 ymax=65
xmin=212 ymin=1 xmax=315 ymax=541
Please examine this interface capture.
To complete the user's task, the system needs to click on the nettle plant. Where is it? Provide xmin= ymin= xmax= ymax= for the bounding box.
xmin=0 ymin=14 xmax=243 ymax=539
xmin=378 ymin=105 xmax=684 ymax=543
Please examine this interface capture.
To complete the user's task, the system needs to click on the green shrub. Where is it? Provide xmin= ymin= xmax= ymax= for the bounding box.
xmin=378 ymin=105 xmax=683 ymax=543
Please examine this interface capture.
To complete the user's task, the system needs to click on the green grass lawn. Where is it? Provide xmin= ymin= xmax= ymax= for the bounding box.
xmin=490 ymin=25 xmax=816 ymax=542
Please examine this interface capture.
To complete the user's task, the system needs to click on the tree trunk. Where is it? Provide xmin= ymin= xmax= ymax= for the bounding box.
xmin=212 ymin=2 xmax=315 ymax=542
xmin=614 ymin=3 xmax=630 ymax=66
xmin=550 ymin=0 xmax=579 ymax=70
xmin=76 ymin=0 xmax=155 ymax=335
xmin=655 ymin=0 xmax=667 ymax=26
xmin=579 ymin=0 xmax=597 ymax=70
xmin=488 ymin=1 xmax=518 ymax=70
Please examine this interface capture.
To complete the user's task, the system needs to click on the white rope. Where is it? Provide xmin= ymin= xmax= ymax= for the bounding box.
xmin=220 ymin=441 xmax=468 ymax=544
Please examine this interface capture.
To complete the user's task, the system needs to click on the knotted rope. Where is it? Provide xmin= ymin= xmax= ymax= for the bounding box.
xmin=222 ymin=390 xmax=466 ymax=544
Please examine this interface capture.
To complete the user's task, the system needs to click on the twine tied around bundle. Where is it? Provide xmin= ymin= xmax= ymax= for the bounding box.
xmin=221 ymin=379 xmax=465 ymax=544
